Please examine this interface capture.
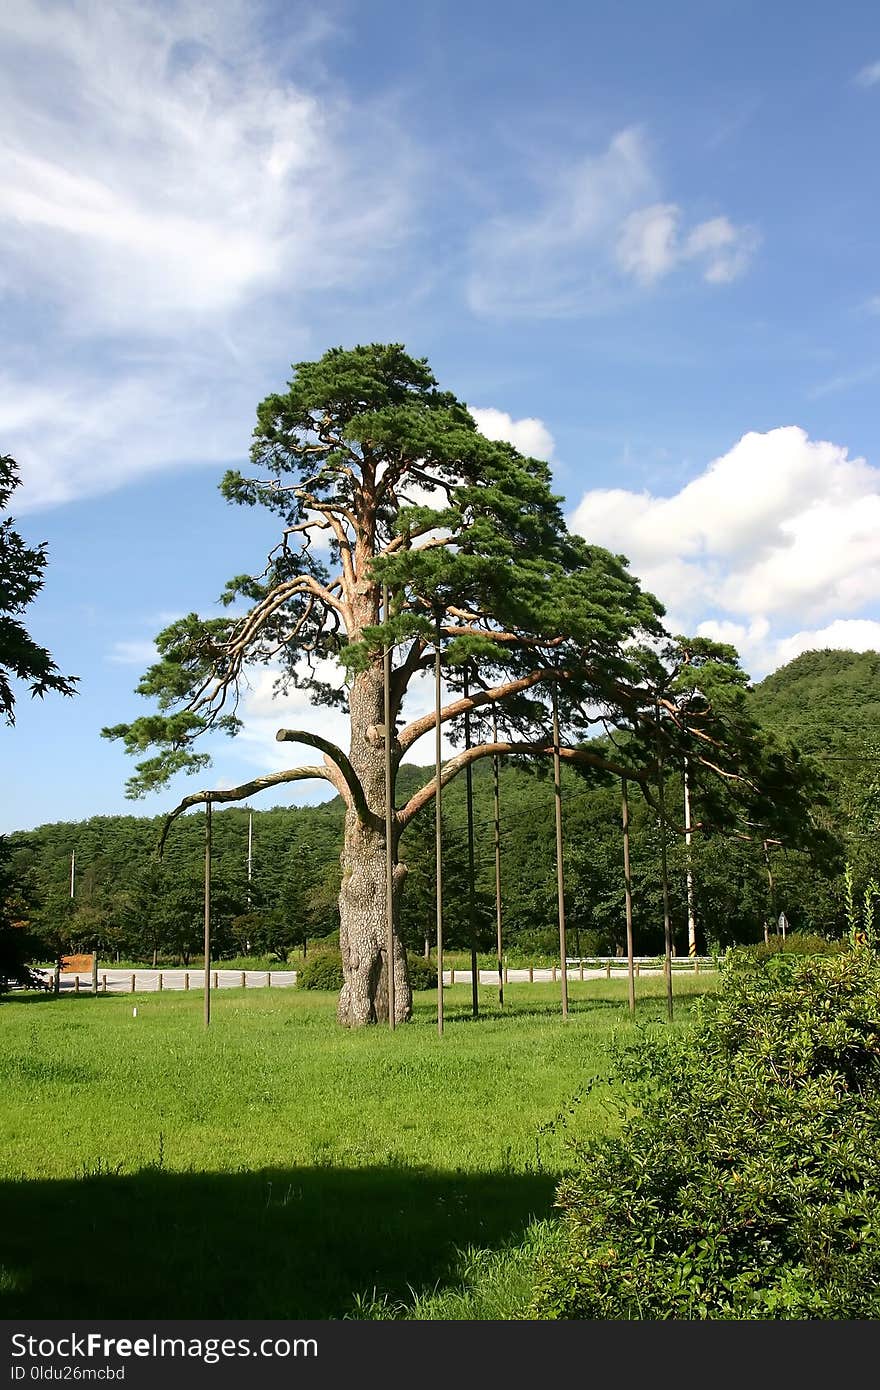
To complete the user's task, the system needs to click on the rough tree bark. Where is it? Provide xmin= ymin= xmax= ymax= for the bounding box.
xmin=336 ymin=664 xmax=411 ymax=1027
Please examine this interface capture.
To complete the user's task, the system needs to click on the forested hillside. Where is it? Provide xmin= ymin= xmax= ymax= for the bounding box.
xmin=5 ymin=648 xmax=879 ymax=966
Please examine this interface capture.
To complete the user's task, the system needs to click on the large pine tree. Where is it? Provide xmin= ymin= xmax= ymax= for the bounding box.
xmin=104 ymin=344 xmax=799 ymax=1025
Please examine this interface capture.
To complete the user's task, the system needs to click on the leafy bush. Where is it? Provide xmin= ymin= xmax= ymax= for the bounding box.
xmin=297 ymin=948 xmax=436 ymax=992
xmin=732 ymin=931 xmax=847 ymax=962
xmin=296 ymin=950 xmax=344 ymax=991
xmin=532 ymin=949 xmax=880 ymax=1319
xmin=406 ymin=955 xmax=438 ymax=991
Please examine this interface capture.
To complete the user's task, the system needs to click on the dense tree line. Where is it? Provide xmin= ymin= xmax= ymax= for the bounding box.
xmin=3 ymin=647 xmax=878 ymax=970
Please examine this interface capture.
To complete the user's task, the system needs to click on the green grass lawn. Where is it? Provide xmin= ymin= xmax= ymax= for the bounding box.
xmin=0 ymin=976 xmax=715 ymax=1318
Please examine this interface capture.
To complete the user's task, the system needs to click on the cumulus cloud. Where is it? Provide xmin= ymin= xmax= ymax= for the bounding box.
xmin=570 ymin=426 xmax=880 ymax=677
xmin=469 ymin=407 xmax=555 ymax=460
xmin=467 ymin=127 xmax=757 ymax=316
xmin=693 ymin=617 xmax=880 ymax=679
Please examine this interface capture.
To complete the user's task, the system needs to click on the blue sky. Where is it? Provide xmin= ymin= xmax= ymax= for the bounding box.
xmin=2 ymin=0 xmax=880 ymax=832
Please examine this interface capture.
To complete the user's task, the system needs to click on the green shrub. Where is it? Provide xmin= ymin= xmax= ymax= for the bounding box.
xmin=296 ymin=950 xmax=344 ymax=991
xmin=732 ymin=931 xmax=847 ymax=962
xmin=533 ymin=948 xmax=880 ymax=1319
xmin=297 ymin=949 xmax=436 ymax=992
xmin=406 ymin=955 xmax=438 ymax=991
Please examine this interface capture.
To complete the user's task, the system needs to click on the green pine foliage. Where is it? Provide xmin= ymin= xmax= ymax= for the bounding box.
xmin=533 ymin=948 xmax=880 ymax=1319
xmin=0 ymin=455 xmax=78 ymax=724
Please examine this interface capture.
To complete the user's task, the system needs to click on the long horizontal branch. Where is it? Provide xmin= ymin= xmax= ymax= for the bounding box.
xmin=158 ymin=766 xmax=330 ymax=856
xmin=275 ymin=728 xmax=375 ymax=827
xmin=398 ymin=739 xmax=647 ymax=827
xmin=397 ymin=669 xmax=552 ymax=753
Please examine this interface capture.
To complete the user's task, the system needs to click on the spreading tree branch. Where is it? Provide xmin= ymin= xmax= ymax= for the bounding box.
xmin=158 ymin=766 xmax=330 ymax=856
xmin=274 ymin=728 xmax=375 ymax=826
xmin=398 ymin=738 xmax=647 ymax=826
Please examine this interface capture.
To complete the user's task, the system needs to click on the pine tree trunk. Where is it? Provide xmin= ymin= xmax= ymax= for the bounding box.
xmin=336 ymin=666 xmax=413 ymax=1027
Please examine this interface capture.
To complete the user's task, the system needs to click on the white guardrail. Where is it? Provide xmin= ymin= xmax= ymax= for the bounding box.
xmin=33 ymin=958 xmax=715 ymax=994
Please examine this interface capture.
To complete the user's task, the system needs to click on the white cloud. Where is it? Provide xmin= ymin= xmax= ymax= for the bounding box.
xmin=107 ymin=639 xmax=157 ymax=666
xmin=855 ymin=60 xmax=880 ymax=87
xmin=469 ymin=407 xmax=555 ymax=460
xmin=773 ymin=619 xmax=880 ymax=668
xmin=1 ymin=361 xmax=254 ymax=510
xmin=0 ymin=0 xmax=408 ymax=336
xmin=570 ymin=425 xmax=880 ymax=677
xmin=467 ymin=128 xmax=655 ymax=317
xmin=467 ymin=127 xmax=757 ymax=316
xmin=232 ymin=661 xmax=459 ymax=793
xmin=616 ymin=203 xmax=681 ymax=283
xmin=616 ymin=205 xmax=758 ymax=285
xmin=0 ymin=1 xmax=415 ymax=512
xmin=682 ymin=215 xmax=759 ymax=283
xmin=693 ymin=617 xmax=880 ymax=679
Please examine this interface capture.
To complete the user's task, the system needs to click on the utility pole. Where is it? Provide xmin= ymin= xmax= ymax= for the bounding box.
xmin=69 ymin=850 xmax=75 ymax=899
xmin=683 ymin=757 xmax=697 ymax=958
xmin=463 ymin=661 xmax=479 ymax=1018
xmin=551 ymin=677 xmax=569 ymax=1019
xmin=435 ymin=610 xmax=444 ymax=1038
xmin=204 ymin=795 xmax=212 ymax=1029
xmin=247 ymin=811 xmax=253 ymax=909
xmin=492 ymin=709 xmax=504 ymax=1008
xmin=621 ymin=777 xmax=636 ymax=1015
xmin=383 ymin=583 xmax=396 ymax=1031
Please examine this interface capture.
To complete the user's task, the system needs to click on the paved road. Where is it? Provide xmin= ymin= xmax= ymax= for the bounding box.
xmin=37 ymin=961 xmax=713 ymax=994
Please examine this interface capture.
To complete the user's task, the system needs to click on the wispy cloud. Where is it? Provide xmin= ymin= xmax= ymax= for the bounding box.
xmin=107 ymin=639 xmax=158 ymax=666
xmin=0 ymin=0 xmax=409 ymax=335
xmin=808 ymin=362 xmax=880 ymax=399
xmin=854 ymin=60 xmax=880 ymax=87
xmin=0 ymin=0 xmax=414 ymax=511
xmin=466 ymin=127 xmax=758 ymax=317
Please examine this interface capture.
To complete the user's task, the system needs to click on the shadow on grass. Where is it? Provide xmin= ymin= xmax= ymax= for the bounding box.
xmin=0 ymin=991 xmax=118 ymax=1007
xmin=0 ymin=1163 xmax=556 ymax=1319
xmin=412 ymin=993 xmax=705 ymax=1026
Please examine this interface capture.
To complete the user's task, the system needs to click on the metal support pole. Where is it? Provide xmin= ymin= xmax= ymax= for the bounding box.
xmin=492 ymin=709 xmax=504 ymax=1008
xmin=656 ymin=705 xmax=674 ymax=1023
xmin=763 ymin=839 xmax=776 ymax=943
xmin=683 ymin=757 xmax=697 ymax=957
xmin=204 ymin=794 xmax=212 ymax=1029
xmin=435 ymin=611 xmax=444 ymax=1037
xmin=463 ymin=662 xmax=479 ymax=1018
xmin=70 ymin=850 xmax=75 ymax=899
xmin=247 ymin=811 xmax=253 ymax=910
xmin=551 ymin=679 xmax=569 ymax=1020
xmin=383 ymin=583 xmax=396 ymax=1031
xmin=621 ymin=777 xmax=636 ymax=1015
